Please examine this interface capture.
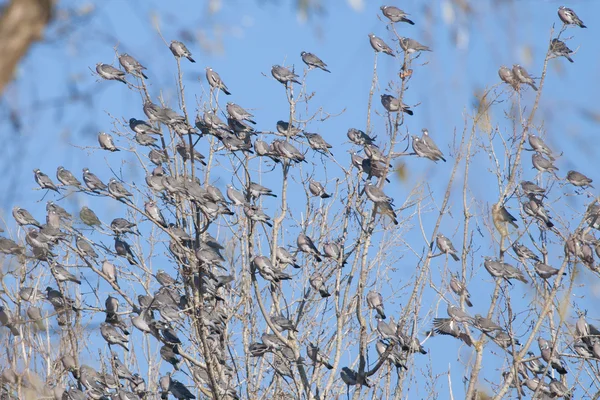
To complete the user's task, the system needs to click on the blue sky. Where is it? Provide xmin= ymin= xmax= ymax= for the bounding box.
xmin=1 ymin=0 xmax=599 ymax=397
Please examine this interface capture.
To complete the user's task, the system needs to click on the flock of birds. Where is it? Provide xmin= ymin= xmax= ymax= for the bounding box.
xmin=0 ymin=4 xmax=597 ymax=400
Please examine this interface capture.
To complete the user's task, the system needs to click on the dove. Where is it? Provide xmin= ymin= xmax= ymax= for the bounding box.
xmin=96 ymin=63 xmax=127 ymax=84
xmin=301 ymin=51 xmax=330 ymax=72
xmin=169 ymin=40 xmax=195 ymax=62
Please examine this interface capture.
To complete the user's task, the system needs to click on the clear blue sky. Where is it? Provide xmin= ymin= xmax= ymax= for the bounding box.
xmin=1 ymin=0 xmax=599 ymax=397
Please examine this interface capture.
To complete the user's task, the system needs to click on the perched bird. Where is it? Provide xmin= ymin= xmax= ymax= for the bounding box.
xmin=567 ymin=170 xmax=593 ymax=188
xmin=366 ymin=290 xmax=386 ymax=319
xmin=523 ymin=196 xmax=554 ymax=228
xmin=412 ymin=136 xmax=445 ymax=162
xmin=27 ymin=306 xmax=46 ymax=331
xmin=528 ymin=134 xmax=555 ymax=160
xmin=111 ymin=218 xmax=139 ymax=236
xmin=96 ymin=63 xmax=127 ymax=84
xmin=169 ymin=40 xmax=195 ymax=62
xmin=381 ymin=94 xmax=413 ymax=115
xmin=146 ymin=200 xmax=167 ymax=227
xmin=34 ymin=169 xmax=60 ymax=192
xmin=252 ymin=256 xmax=291 ymax=282
xmin=130 ymin=118 xmax=161 ymax=136
xmin=520 ymin=181 xmax=546 ymax=197
xmin=102 ymin=260 xmax=118 ymax=286
xmin=449 ymin=275 xmax=473 ymax=307
xmin=512 ymin=242 xmax=540 ymax=262
xmin=512 ymin=64 xmax=538 ymax=91
xmin=56 ymin=166 xmax=82 ymax=187
xmin=51 ymin=263 xmax=81 ymax=285
xmin=399 ymin=37 xmax=432 ymax=53
xmin=483 ymin=257 xmax=528 ymax=284
xmin=100 ymin=323 xmax=129 ymax=350
xmin=309 ymin=272 xmax=330 ymax=298
xmin=301 ymin=51 xmax=330 ymax=72
xmin=307 ymin=343 xmax=333 ymax=369
xmin=276 ymin=246 xmax=301 ymax=269
xmin=170 ymin=379 xmax=196 ymax=399
xmin=498 ymin=66 xmax=518 ymax=89
xmin=19 ymin=287 xmax=44 ymax=302
xmin=108 ymin=178 xmax=133 ymax=200
xmin=420 ymin=129 xmax=446 ymax=161
xmin=304 ymin=132 xmax=333 ymax=154
xmin=80 ymin=206 xmax=101 ymax=227
xmin=538 ymin=337 xmax=567 ymax=375
xmin=297 ymin=233 xmax=322 ymax=262
xmin=363 ymin=182 xmax=393 ymax=204
xmin=532 ymin=152 xmax=558 ymax=174
xmin=119 ymin=53 xmax=148 ymax=79
xmin=473 ymin=314 xmax=503 ymax=333
xmin=0 ymin=306 xmax=20 ymax=336
xmin=115 ymin=237 xmax=139 ymax=265
xmin=368 ymin=33 xmax=394 ymax=56
xmin=347 ymin=128 xmax=375 ymax=146
xmin=309 ymin=180 xmax=331 ymax=199
xmin=492 ymin=203 xmax=518 ymax=236
xmin=376 ymin=341 xmax=407 ymax=370
xmin=380 ymin=5 xmax=414 ymax=24
xmin=13 ymin=207 xmax=42 ymax=228
xmin=83 ymin=168 xmax=107 ymax=191
xmin=76 ymin=236 xmax=98 ymax=259
xmin=98 ymin=132 xmax=119 ymax=152
xmin=558 ymin=6 xmax=586 ymax=28
xmin=447 ymin=304 xmax=473 ymax=323
xmin=206 ymin=67 xmax=231 ymax=95
xmin=226 ymin=102 xmax=255 ymax=124
xmin=276 ymin=120 xmax=302 ymax=137
xmin=550 ymin=39 xmax=574 ymax=63
xmin=243 ymin=204 xmax=273 ymax=227
xmin=271 ymin=65 xmax=301 ymax=85
xmin=436 ymin=233 xmax=460 ymax=261
xmin=534 ymin=261 xmax=565 ymax=279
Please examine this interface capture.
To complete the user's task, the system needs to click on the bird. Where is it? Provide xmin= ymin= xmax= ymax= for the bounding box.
xmin=363 ymin=182 xmax=393 ymax=204
xmin=512 ymin=242 xmax=540 ymax=262
xmin=130 ymin=118 xmax=161 ymax=136
xmin=12 ymin=207 xmax=42 ymax=228
xmin=347 ymin=128 xmax=375 ymax=146
xmin=108 ymin=178 xmax=133 ymax=200
xmin=80 ymin=206 xmax=101 ymax=227
xmin=271 ymin=65 xmax=301 ymax=85
xmin=399 ymin=37 xmax=432 ymax=53
xmin=436 ymin=234 xmax=460 ymax=261
xmin=297 ymin=233 xmax=322 ymax=262
xmin=309 ymin=180 xmax=331 ymax=199
xmin=412 ymin=136 xmax=445 ymax=162
xmin=368 ymin=33 xmax=394 ymax=56
xmin=558 ymin=6 xmax=586 ymax=28
xmin=243 ymin=204 xmax=273 ymax=227
xmin=100 ymin=323 xmax=129 ymax=350
xmin=431 ymin=318 xmax=472 ymax=346
xmin=96 ymin=63 xmax=127 ymax=84
xmin=567 ymin=170 xmax=593 ymax=188
xmin=169 ymin=40 xmax=195 ymax=62
xmin=102 ymin=260 xmax=118 ymax=286
xmin=376 ymin=341 xmax=407 ymax=370
xmin=381 ymin=94 xmax=413 ymax=115
xmin=523 ymin=196 xmax=554 ymax=228
xmin=307 ymin=343 xmax=333 ymax=369
xmin=492 ymin=203 xmax=518 ymax=237
xmin=169 ymin=379 xmax=196 ymax=399
xmin=534 ymin=261 xmax=565 ymax=279
xmin=532 ymin=152 xmax=558 ymax=174
xmin=449 ymin=275 xmax=472 ymax=307
xmin=275 ymin=246 xmax=301 ymax=269
xmin=550 ymin=39 xmax=574 ymax=63
xmin=309 ymin=272 xmax=330 ymax=298
xmin=145 ymin=200 xmax=167 ymax=227
xmin=512 ymin=64 xmax=538 ymax=91
xmin=276 ymin=120 xmax=302 ymax=137
xmin=118 ymin=53 xmax=148 ymax=79
xmin=520 ymin=181 xmax=546 ymax=197
xmin=447 ymin=304 xmax=473 ymax=324
xmin=528 ymin=134 xmax=555 ymax=160
xmin=498 ymin=66 xmax=518 ymax=89
xmin=0 ymin=306 xmax=20 ymax=336
xmin=205 ymin=67 xmax=231 ymax=95
xmin=34 ymin=169 xmax=60 ymax=192
xmin=110 ymin=218 xmax=140 ymax=236
xmin=301 ymin=51 xmax=330 ymax=72
xmin=252 ymin=256 xmax=290 ymax=282
xmin=304 ymin=132 xmax=333 ymax=154
xmin=483 ymin=257 xmax=528 ymax=284
xmin=98 ymin=132 xmax=119 ymax=151
xmin=51 ymin=263 xmax=81 ymax=285
xmin=380 ymin=5 xmax=414 ymax=24
xmin=83 ymin=168 xmax=107 ymax=191
xmin=76 ymin=236 xmax=98 ymax=259
xmin=115 ymin=237 xmax=139 ymax=265
xmin=420 ymin=129 xmax=446 ymax=161
xmin=538 ymin=337 xmax=567 ymax=375
xmin=56 ymin=166 xmax=82 ymax=187
xmin=473 ymin=314 xmax=503 ymax=333
xmin=226 ymin=102 xmax=255 ymax=124
xmin=366 ymin=290 xmax=386 ymax=319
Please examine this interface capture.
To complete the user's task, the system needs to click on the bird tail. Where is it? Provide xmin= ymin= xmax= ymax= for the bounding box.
xmin=451 ymin=253 xmax=460 ymax=261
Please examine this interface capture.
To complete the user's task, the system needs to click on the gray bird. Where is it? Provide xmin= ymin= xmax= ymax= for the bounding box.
xmin=528 ymin=134 xmax=555 ymax=160
xmin=484 ymin=257 xmax=528 ymax=284
xmin=375 ymin=341 xmax=407 ymax=370
xmin=80 ymin=206 xmax=101 ymax=227
xmin=0 ymin=306 xmax=20 ymax=336
xmin=380 ymin=5 xmax=414 ymax=24
xmin=244 ymin=204 xmax=273 ymax=227
xmin=130 ymin=118 xmax=161 ymax=135
xmin=307 ymin=343 xmax=333 ymax=369
xmin=47 ymin=201 xmax=72 ymax=221
xmin=248 ymin=342 xmax=269 ymax=357
xmin=550 ymin=39 xmax=574 ymax=63
xmin=19 ymin=287 xmax=44 ymax=302
xmin=276 ymin=246 xmax=301 ymax=269
xmin=100 ymin=322 xmax=129 ymax=350
xmin=412 ymin=136 xmax=445 ymax=162
xmin=567 ymin=170 xmax=593 ymax=188
xmin=347 ymin=128 xmax=375 ymax=146
xmin=558 ymin=6 xmax=586 ymax=28
xmin=83 ymin=168 xmax=107 ymax=191
xmin=436 ymin=234 xmax=460 ymax=261
xmin=51 ymin=263 xmax=81 ymax=285
xmin=145 ymin=200 xmax=167 ymax=227
xmin=432 ymin=318 xmax=472 ymax=346
xmin=381 ymin=94 xmax=413 ymax=115
xmin=523 ymin=351 xmax=547 ymax=375
xmin=156 ymin=269 xmax=177 ymax=286
xmin=108 ymin=178 xmax=133 ymax=200
xmin=532 ymin=152 xmax=558 ymax=174
xmin=473 ymin=314 xmax=503 ymax=333
xmin=175 ymin=142 xmax=206 ymax=165
xmin=0 ymin=237 xmax=23 ymax=255
xmin=301 ymin=51 xmax=330 ymax=72
xmin=170 ymin=379 xmax=196 ymax=399
xmin=253 ymin=255 xmax=290 ymax=282
xmin=271 ymin=65 xmax=301 ymax=85
xmin=205 ymin=67 xmax=231 ymax=95
xmin=534 ymin=261 xmax=565 ymax=279
xmin=110 ymin=218 xmax=139 ymax=236
xmin=368 ymin=33 xmax=394 ymax=56
xmin=297 ymin=233 xmax=322 ymax=262
xmin=399 ymin=37 xmax=432 ymax=53
xmin=226 ymin=102 xmax=255 ymax=124
xmin=323 ymin=241 xmax=345 ymax=265
xmin=512 ymin=242 xmax=540 ymax=261
xmin=276 ymin=120 xmax=302 ymax=136
xmin=56 ymin=166 xmax=82 ymax=187
xmin=449 ymin=275 xmax=472 ymax=307
xmin=447 ymin=304 xmax=473 ymax=323
xmin=96 ymin=63 xmax=127 ymax=84
xmin=226 ymin=184 xmax=248 ymax=206
xmin=549 ymin=379 xmax=570 ymax=398
xmin=377 ymin=317 xmax=399 ymax=342
xmin=512 ymin=64 xmax=538 ymax=91
xmin=523 ymin=196 xmax=554 ymax=228
xmin=160 ymin=344 xmax=181 ymax=369
xmin=309 ymin=272 xmax=330 ymax=298
xmin=119 ymin=53 xmax=148 ymax=79
xmin=76 ymin=236 xmax=98 ymax=259
xmin=494 ymin=331 xmax=520 ymax=349
xmin=34 ymin=169 xmax=60 ymax=192
xmin=110 ymin=353 xmax=134 ymax=381
xmin=520 ymin=180 xmax=546 ymax=197
xmin=169 ymin=40 xmax=195 ymax=62
xmin=421 ymin=129 xmax=446 ymax=161
xmin=498 ymin=66 xmax=518 ymax=89
xmin=366 ymin=290 xmax=386 ymax=319
xmin=364 ymin=182 xmax=393 ymax=204
xmin=115 ymin=237 xmax=138 ymax=265
xmin=492 ymin=203 xmax=519 ymax=234
xmin=304 ymin=132 xmax=333 ymax=154
xmin=12 ymin=207 xmax=42 ymax=228
xmin=248 ymin=182 xmax=277 ymax=199
xmin=271 ymin=139 xmax=306 ymax=163
xmin=102 ymin=260 xmax=118 ymax=286
xmin=26 ymin=306 xmax=46 ymax=331
xmin=98 ymin=132 xmax=119 ymax=152
xmin=538 ymin=337 xmax=567 ymax=374
xmin=135 ymin=132 xmax=160 ymax=147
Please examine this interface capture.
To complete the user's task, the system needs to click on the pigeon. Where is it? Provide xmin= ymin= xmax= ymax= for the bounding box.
xmin=520 ymin=181 xmax=546 ymax=197
xmin=309 ymin=272 xmax=330 ymax=298
xmin=297 ymin=233 xmax=322 ymax=262
xmin=532 ymin=153 xmax=558 ymax=174
xmin=498 ymin=66 xmax=518 ymax=89
xmin=376 ymin=341 xmax=407 ymax=370
xmin=567 ymin=170 xmax=593 ymax=188
xmin=309 ymin=180 xmax=331 ymax=198
xmin=538 ymin=337 xmax=567 ymax=375
xmin=449 ymin=275 xmax=473 ymax=307
xmin=115 ymin=237 xmax=139 ymax=265
xmin=381 ymin=94 xmax=413 ymax=115
xmin=271 ymin=65 xmax=301 ymax=85
xmin=473 ymin=314 xmax=503 ymax=333
xmin=491 ymin=203 xmax=518 ymax=236
xmin=534 ymin=261 xmax=565 ymax=279
xmin=83 ymin=168 xmax=107 ymax=191
xmin=205 ymin=67 xmax=231 ymax=95
xmin=523 ymin=196 xmax=554 ymax=228
xmin=436 ymin=233 xmax=460 ymax=261
xmin=226 ymin=102 xmax=255 ymax=124
xmin=12 ymin=207 xmax=42 ymax=228
xmin=301 ymin=51 xmax=330 ymax=72
xmin=550 ymin=39 xmax=574 ymax=63
xmin=102 ymin=260 xmax=118 ymax=286
xmin=27 ymin=306 xmax=46 ymax=331
xmin=51 ymin=263 xmax=81 ymax=284
xmin=347 ymin=128 xmax=375 ymax=146
xmin=145 ymin=200 xmax=167 ymax=227
xmin=96 ymin=63 xmax=127 ymax=84
xmin=108 ymin=178 xmax=133 ymax=200
xmin=363 ymin=182 xmax=393 ymax=204
xmin=56 ymin=166 xmax=82 ymax=187
xmin=368 ymin=33 xmax=394 ymax=56
xmin=243 ymin=204 xmax=273 ymax=227
xmin=98 ymin=132 xmax=119 ymax=151
xmin=226 ymin=184 xmax=248 ymax=206
xmin=276 ymin=246 xmax=301 ymax=269
xmin=307 ymin=343 xmax=333 ymax=369
xmin=380 ymin=5 xmax=414 ymax=24
xmin=100 ymin=322 xmax=129 ymax=350
xmin=169 ymin=40 xmax=195 ymax=62
xmin=76 ymin=236 xmax=98 ymax=259
xmin=558 ymin=6 xmax=586 ymax=28
xmin=80 ymin=206 xmax=101 ymax=227
xmin=119 ymin=53 xmax=148 ymax=79
xmin=252 ymin=256 xmax=290 ymax=282
xmin=276 ymin=120 xmax=302 ymax=137
xmin=169 ymin=379 xmax=196 ymax=399
xmin=130 ymin=118 xmax=161 ymax=135
xmin=366 ymin=290 xmax=386 ymax=319
xmin=34 ymin=169 xmax=60 ymax=192
xmin=512 ymin=64 xmax=538 ymax=91
xmin=110 ymin=218 xmax=140 ymax=236
xmin=484 ymin=257 xmax=528 ymax=284
xmin=528 ymin=134 xmax=555 ymax=160
xmin=248 ymin=182 xmax=277 ymax=198
xmin=412 ymin=136 xmax=444 ymax=162
xmin=399 ymin=37 xmax=432 ymax=53
xmin=447 ymin=304 xmax=473 ymax=323
xmin=19 ymin=287 xmax=44 ymax=302
xmin=0 ymin=306 xmax=20 ymax=336
xmin=420 ymin=129 xmax=446 ymax=161
xmin=512 ymin=242 xmax=540 ymax=261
